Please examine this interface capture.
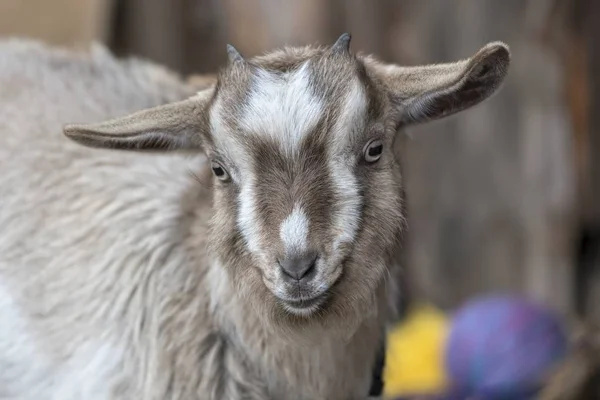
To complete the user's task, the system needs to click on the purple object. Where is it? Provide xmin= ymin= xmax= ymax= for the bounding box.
xmin=444 ymin=295 xmax=567 ymax=399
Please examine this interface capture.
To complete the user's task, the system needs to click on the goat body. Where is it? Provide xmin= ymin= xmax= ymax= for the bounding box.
xmin=0 ymin=36 xmax=510 ymax=400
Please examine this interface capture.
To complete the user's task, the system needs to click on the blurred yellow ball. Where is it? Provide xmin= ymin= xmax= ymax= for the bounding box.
xmin=383 ymin=303 xmax=450 ymax=398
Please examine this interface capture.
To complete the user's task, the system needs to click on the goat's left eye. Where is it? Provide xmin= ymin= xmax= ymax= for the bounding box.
xmin=363 ymin=139 xmax=383 ymax=163
xmin=211 ymin=161 xmax=230 ymax=182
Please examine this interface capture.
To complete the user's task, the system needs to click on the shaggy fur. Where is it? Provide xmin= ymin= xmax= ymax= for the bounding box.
xmin=0 ymin=35 xmax=510 ymax=400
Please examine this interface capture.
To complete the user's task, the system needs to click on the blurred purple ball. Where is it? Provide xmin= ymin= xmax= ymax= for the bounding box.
xmin=444 ymin=295 xmax=567 ymax=399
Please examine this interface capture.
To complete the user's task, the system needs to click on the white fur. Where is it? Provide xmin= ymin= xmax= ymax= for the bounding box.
xmin=329 ymin=159 xmax=363 ymax=251
xmin=330 ymin=79 xmax=368 ymax=251
xmin=209 ymin=98 xmax=265 ymax=257
xmin=0 ymin=39 xmax=205 ymax=399
xmin=237 ymin=177 xmax=263 ymax=255
xmin=209 ymin=99 xmax=252 ymax=183
xmin=52 ymin=340 xmax=128 ymax=400
xmin=0 ymin=281 xmax=127 ymax=400
xmin=240 ymin=61 xmax=323 ymax=155
xmin=279 ymin=204 xmax=310 ymax=255
xmin=282 ymin=301 xmax=323 ymax=317
xmin=333 ymin=78 xmax=369 ymax=149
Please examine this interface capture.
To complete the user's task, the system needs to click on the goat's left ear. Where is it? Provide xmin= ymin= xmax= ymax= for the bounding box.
xmin=366 ymin=42 xmax=510 ymax=125
xmin=63 ymin=88 xmax=214 ymax=152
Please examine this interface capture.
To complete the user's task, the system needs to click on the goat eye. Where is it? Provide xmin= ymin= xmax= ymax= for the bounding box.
xmin=363 ymin=139 xmax=383 ymax=163
xmin=211 ymin=161 xmax=230 ymax=181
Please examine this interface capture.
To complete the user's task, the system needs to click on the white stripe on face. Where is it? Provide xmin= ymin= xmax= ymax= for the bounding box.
xmin=210 ymin=98 xmax=263 ymax=255
xmin=332 ymin=77 xmax=368 ymax=149
xmin=237 ymin=177 xmax=262 ymax=255
xmin=279 ymin=204 xmax=309 ymax=255
xmin=330 ymin=159 xmax=362 ymax=251
xmin=239 ymin=61 xmax=324 ymax=155
xmin=329 ymin=78 xmax=368 ymax=250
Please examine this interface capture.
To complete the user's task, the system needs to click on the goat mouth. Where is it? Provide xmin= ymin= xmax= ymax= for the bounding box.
xmin=280 ymin=293 xmax=328 ymax=315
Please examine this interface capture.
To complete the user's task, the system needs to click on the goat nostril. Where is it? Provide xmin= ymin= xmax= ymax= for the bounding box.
xmin=278 ymin=252 xmax=318 ymax=281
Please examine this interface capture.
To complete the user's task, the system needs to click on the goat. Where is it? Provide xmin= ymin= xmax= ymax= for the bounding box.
xmin=0 ymin=34 xmax=510 ymax=400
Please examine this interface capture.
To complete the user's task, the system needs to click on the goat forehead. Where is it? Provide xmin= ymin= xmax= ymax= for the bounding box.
xmin=211 ymin=60 xmax=369 ymax=158
xmin=240 ymin=62 xmax=323 ymax=154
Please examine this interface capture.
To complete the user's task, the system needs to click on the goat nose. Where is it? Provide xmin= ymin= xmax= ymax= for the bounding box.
xmin=278 ymin=251 xmax=318 ymax=281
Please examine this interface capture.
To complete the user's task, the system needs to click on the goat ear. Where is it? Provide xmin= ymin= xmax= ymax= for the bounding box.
xmin=367 ymin=42 xmax=510 ymax=125
xmin=63 ymin=90 xmax=213 ymax=151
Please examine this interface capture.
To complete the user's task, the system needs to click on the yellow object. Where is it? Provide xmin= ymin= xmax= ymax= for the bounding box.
xmin=383 ymin=303 xmax=450 ymax=398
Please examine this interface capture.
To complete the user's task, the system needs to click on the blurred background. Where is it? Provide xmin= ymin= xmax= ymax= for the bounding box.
xmin=0 ymin=0 xmax=597 ymax=325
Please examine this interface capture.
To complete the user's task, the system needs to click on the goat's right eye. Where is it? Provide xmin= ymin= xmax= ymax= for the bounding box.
xmin=211 ymin=161 xmax=230 ymax=182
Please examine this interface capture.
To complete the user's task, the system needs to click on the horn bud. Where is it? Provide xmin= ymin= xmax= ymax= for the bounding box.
xmin=331 ymin=33 xmax=352 ymax=55
xmin=226 ymin=44 xmax=244 ymax=64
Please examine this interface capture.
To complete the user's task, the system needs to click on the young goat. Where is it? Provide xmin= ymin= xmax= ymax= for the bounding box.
xmin=0 ymin=35 xmax=510 ymax=399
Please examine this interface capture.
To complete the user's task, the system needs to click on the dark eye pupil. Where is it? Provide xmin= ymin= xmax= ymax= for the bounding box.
xmin=212 ymin=166 xmax=224 ymax=176
xmin=368 ymin=144 xmax=383 ymax=157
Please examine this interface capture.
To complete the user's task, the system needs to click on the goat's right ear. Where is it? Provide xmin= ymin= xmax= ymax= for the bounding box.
xmin=63 ymin=91 xmax=212 ymax=151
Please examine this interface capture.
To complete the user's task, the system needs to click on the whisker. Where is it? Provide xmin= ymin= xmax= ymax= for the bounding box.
xmin=187 ymin=168 xmax=210 ymax=188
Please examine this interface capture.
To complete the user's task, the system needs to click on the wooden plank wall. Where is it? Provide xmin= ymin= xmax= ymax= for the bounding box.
xmin=0 ymin=0 xmax=115 ymax=48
